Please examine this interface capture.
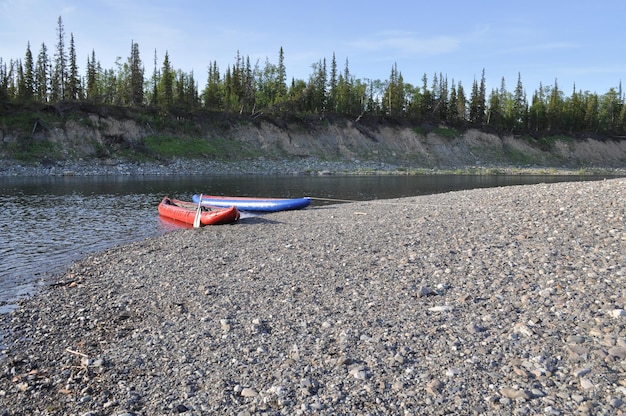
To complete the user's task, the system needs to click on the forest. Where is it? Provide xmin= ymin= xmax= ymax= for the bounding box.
xmin=1 ymin=16 xmax=626 ymax=137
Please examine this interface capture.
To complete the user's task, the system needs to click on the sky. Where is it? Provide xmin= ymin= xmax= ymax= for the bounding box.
xmin=1 ymin=0 xmax=625 ymax=97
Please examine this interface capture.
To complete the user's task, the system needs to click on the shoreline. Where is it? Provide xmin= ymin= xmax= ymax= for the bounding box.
xmin=1 ymin=178 xmax=625 ymax=414
xmin=2 ymin=157 xmax=626 ymax=177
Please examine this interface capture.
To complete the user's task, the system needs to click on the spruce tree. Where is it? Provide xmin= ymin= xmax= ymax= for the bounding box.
xmin=420 ymin=73 xmax=433 ymax=118
xmin=456 ymin=81 xmax=466 ymax=122
xmin=547 ymin=79 xmax=563 ymax=131
xmin=160 ymin=51 xmax=173 ymax=107
xmin=35 ymin=43 xmax=49 ymax=102
xmin=149 ymin=49 xmax=159 ymax=106
xmin=277 ymin=47 xmax=287 ymax=101
xmin=85 ymin=50 xmax=98 ymax=102
xmin=448 ymin=80 xmax=458 ymax=124
xmin=202 ymin=61 xmax=221 ymax=110
xmin=328 ymin=53 xmax=338 ymax=112
xmin=584 ymin=93 xmax=599 ymax=132
xmin=512 ymin=73 xmax=527 ymax=130
xmin=469 ymin=79 xmax=480 ymax=123
xmin=21 ymin=42 xmax=35 ymax=102
xmin=477 ymin=69 xmax=486 ymax=124
xmin=437 ymin=73 xmax=449 ymax=121
xmin=51 ymin=16 xmax=67 ymax=102
xmin=129 ymin=41 xmax=144 ymax=106
xmin=0 ymin=59 xmax=9 ymax=104
xmin=67 ymin=33 xmax=81 ymax=100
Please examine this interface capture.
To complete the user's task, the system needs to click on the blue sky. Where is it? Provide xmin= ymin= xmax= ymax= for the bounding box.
xmin=1 ymin=0 xmax=624 ymax=96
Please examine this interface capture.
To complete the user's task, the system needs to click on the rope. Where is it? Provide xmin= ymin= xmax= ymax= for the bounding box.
xmin=307 ymin=196 xmax=363 ymax=203
xmin=307 ymin=196 xmax=456 ymax=207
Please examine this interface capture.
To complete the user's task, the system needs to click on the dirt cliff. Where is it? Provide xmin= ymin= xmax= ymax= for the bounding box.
xmin=2 ymin=109 xmax=626 ymax=169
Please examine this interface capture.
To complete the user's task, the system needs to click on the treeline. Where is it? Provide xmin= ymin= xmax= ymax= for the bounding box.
xmin=2 ymin=16 xmax=626 ymax=136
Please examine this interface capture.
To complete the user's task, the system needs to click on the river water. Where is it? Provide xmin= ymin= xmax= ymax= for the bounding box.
xmin=0 ymin=173 xmax=615 ymax=313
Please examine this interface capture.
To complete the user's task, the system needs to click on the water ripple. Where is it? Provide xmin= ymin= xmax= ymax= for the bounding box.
xmin=0 ymin=193 xmax=164 ymax=306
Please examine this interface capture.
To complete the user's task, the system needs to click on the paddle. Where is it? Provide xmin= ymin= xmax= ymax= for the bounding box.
xmin=193 ymin=193 xmax=203 ymax=228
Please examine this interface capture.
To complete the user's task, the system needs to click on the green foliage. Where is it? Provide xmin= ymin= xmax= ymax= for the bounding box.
xmin=506 ymin=148 xmax=536 ymax=165
xmin=537 ymin=135 xmax=572 ymax=151
xmin=1 ymin=109 xmax=60 ymax=133
xmin=412 ymin=126 xmax=427 ymax=135
xmin=144 ymin=135 xmax=209 ymax=158
xmin=143 ymin=135 xmax=261 ymax=160
xmin=8 ymin=137 xmax=61 ymax=161
xmin=1 ymin=112 xmax=36 ymax=130
xmin=433 ymin=127 xmax=459 ymax=138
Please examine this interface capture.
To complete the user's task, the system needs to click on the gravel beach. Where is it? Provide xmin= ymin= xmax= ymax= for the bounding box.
xmin=0 ymin=158 xmax=402 ymax=177
xmin=1 ymin=178 xmax=625 ymax=415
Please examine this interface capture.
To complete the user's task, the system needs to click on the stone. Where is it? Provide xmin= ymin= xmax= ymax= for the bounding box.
xmin=417 ymin=286 xmax=436 ymax=297
xmin=608 ymin=346 xmax=626 ymax=359
xmin=428 ymin=305 xmax=453 ymax=312
xmin=241 ymin=387 xmax=259 ymax=397
xmin=500 ymin=387 xmax=530 ymax=400
xmin=426 ymin=379 xmax=444 ymax=395
xmin=566 ymin=335 xmax=586 ymax=344
xmin=579 ymin=378 xmax=594 ymax=390
xmin=513 ymin=323 xmax=534 ymax=337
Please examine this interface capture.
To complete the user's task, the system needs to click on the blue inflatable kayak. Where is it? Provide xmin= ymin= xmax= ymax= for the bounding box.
xmin=192 ymin=194 xmax=311 ymax=212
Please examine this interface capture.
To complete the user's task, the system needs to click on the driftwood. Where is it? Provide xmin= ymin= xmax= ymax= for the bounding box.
xmin=31 ymin=120 xmax=51 ymax=134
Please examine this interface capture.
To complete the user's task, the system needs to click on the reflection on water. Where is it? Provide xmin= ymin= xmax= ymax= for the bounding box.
xmin=0 ymin=193 xmax=165 ymax=313
xmin=0 ymin=173 xmax=615 ymax=312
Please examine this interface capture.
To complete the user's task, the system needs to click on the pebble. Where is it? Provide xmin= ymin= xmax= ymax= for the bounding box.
xmin=567 ymin=335 xmax=586 ymax=344
xmin=609 ymin=309 xmax=626 ymax=318
xmin=1 ymin=178 xmax=625 ymax=414
xmin=580 ymin=378 xmax=595 ymax=390
xmin=240 ymin=388 xmax=259 ymax=398
xmin=608 ymin=347 xmax=626 ymax=359
xmin=428 ymin=305 xmax=453 ymax=312
xmin=0 ymin=158 xmax=404 ymax=178
xmin=572 ymin=368 xmax=591 ymax=377
xmin=501 ymin=388 xmax=531 ymax=400
xmin=417 ymin=285 xmax=436 ymax=297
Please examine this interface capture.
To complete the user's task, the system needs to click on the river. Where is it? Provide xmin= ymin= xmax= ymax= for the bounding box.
xmin=0 ymin=173 xmax=615 ymax=313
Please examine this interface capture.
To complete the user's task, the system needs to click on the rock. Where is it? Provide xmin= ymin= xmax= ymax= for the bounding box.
xmin=466 ymin=323 xmax=485 ymax=334
xmin=349 ymin=366 xmax=369 ymax=380
xmin=417 ymin=286 xmax=436 ymax=297
xmin=566 ymin=335 xmax=586 ymax=344
xmin=426 ymin=379 xmax=444 ymax=395
xmin=428 ymin=305 xmax=453 ymax=312
xmin=513 ymin=323 xmax=534 ymax=337
xmin=241 ymin=387 xmax=259 ymax=397
xmin=500 ymin=387 xmax=531 ymax=400
xmin=579 ymin=378 xmax=594 ymax=390
xmin=565 ymin=344 xmax=589 ymax=359
xmin=608 ymin=346 xmax=626 ymax=359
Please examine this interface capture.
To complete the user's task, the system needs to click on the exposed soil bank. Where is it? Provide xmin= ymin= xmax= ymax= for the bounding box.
xmin=2 ymin=109 xmax=626 ymax=170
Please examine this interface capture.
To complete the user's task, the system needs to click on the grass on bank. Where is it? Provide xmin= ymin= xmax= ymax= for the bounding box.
xmin=143 ymin=135 xmax=264 ymax=160
xmin=8 ymin=138 xmax=62 ymax=161
xmin=411 ymin=126 xmax=460 ymax=138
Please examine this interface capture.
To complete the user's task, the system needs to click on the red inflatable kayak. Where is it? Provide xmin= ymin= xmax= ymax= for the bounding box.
xmin=158 ymin=197 xmax=240 ymax=226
